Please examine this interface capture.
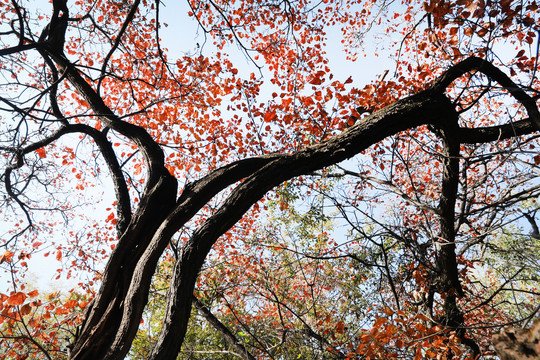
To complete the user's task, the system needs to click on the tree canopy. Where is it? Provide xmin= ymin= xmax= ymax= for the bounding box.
xmin=0 ymin=0 xmax=539 ymax=359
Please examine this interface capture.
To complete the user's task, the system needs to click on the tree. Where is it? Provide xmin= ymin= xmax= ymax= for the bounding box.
xmin=0 ymin=0 xmax=539 ymax=359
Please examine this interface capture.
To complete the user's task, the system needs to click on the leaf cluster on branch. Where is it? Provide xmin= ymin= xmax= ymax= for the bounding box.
xmin=0 ymin=0 xmax=539 ymax=359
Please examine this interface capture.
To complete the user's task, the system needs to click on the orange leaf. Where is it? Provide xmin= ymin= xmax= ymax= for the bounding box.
xmin=55 ymin=307 xmax=69 ymax=315
xmin=414 ymin=346 xmax=422 ymax=360
xmin=383 ymin=306 xmax=394 ymax=316
xmin=65 ymin=299 xmax=78 ymax=308
xmin=263 ymin=112 xmax=277 ymax=122
xmin=20 ymin=303 xmax=32 ymax=315
xmin=282 ymin=98 xmax=293 ymax=107
xmin=7 ymin=292 xmax=26 ymax=306
xmin=477 ymin=27 xmax=488 ymax=37
xmin=451 ymin=47 xmax=462 ymax=58
xmin=0 ymin=250 xmax=14 ymax=263
xmin=36 ymin=148 xmax=46 ymax=158
xmin=373 ymin=316 xmax=387 ymax=328
xmin=134 ymin=163 xmax=142 ymax=175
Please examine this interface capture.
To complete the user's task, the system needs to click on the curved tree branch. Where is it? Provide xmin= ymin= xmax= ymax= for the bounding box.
xmin=40 ymin=0 xmax=168 ymax=190
xmin=1 ymin=123 xmax=132 ymax=233
xmin=148 ymin=89 xmax=458 ymax=359
xmin=457 ymin=118 xmax=537 ymax=143
xmin=432 ymin=56 xmax=540 ymax=130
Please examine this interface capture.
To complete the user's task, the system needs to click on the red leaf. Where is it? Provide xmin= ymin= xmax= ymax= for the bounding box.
xmin=36 ymin=148 xmax=46 ymax=158
xmin=7 ymin=292 xmax=26 ymax=306
xmin=309 ymin=77 xmax=323 ymax=85
xmin=336 ymin=320 xmax=345 ymax=333
xmin=134 ymin=163 xmax=142 ymax=175
xmin=264 ymin=112 xmax=277 ymax=122
xmin=309 ymin=70 xmax=325 ymax=85
xmin=106 ymin=212 xmax=115 ymax=222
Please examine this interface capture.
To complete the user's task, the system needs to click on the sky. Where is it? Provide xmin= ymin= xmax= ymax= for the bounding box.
xmin=0 ymin=0 xmax=397 ymax=293
xmin=158 ymin=1 xmax=395 ymax=89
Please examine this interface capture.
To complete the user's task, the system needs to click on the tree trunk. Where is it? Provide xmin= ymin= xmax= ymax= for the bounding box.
xmin=493 ymin=320 xmax=540 ymax=360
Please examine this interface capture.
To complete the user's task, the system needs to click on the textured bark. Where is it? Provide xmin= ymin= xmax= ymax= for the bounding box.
xmin=1 ymin=0 xmax=539 ymax=358
xmin=3 ymin=3 xmax=539 ymax=356
xmin=431 ymin=113 xmax=483 ymax=357
xmin=35 ymin=57 xmax=540 ymax=359
xmin=69 ymin=170 xmax=178 ymax=360
xmin=433 ymin=113 xmax=462 ymax=297
xmin=493 ymin=320 xmax=540 ymax=360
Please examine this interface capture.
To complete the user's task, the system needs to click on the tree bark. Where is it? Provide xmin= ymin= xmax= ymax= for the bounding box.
xmin=493 ymin=320 xmax=540 ymax=360
xmin=1 ymin=0 xmax=539 ymax=358
xmin=147 ymin=90 xmax=458 ymax=359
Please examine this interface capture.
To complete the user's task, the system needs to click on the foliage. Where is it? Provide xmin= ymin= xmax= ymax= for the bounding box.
xmin=0 ymin=0 xmax=539 ymax=359
xmin=0 ymin=287 xmax=88 ymax=360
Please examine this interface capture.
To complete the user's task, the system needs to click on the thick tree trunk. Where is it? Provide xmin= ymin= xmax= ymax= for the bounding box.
xmin=493 ymin=320 xmax=540 ymax=360
xmin=69 ymin=171 xmax=178 ymax=360
xmin=61 ymin=57 xmax=539 ymax=360
xmin=147 ymin=90 xmax=459 ymax=359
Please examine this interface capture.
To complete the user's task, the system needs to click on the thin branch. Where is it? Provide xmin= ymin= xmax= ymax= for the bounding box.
xmin=432 ymin=56 xmax=540 ymax=129
xmin=97 ymin=0 xmax=141 ymax=93
xmin=193 ymin=297 xmax=256 ymax=360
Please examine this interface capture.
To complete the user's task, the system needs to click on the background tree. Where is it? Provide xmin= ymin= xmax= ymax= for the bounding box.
xmin=0 ymin=0 xmax=539 ymax=359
